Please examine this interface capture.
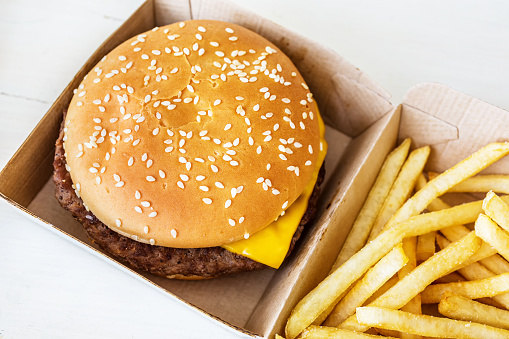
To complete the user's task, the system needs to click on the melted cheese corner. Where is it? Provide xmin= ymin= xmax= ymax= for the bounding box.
xmin=222 ymin=111 xmax=327 ymax=268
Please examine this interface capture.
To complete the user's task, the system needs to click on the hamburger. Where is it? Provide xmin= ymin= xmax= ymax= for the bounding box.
xmin=54 ymin=20 xmax=327 ymax=279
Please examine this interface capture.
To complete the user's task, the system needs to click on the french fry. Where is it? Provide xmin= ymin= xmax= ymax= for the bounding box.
xmin=479 ymin=254 xmax=509 ymax=275
xmin=436 ymin=230 xmax=509 ymax=310
xmin=332 ymin=138 xmax=411 ymax=271
xmin=398 ymin=236 xmax=422 ymax=338
xmin=439 ymin=292 xmax=509 ymax=330
xmin=324 ymin=245 xmax=408 ymax=326
xmin=429 ymin=173 xmax=509 ymax=194
xmin=356 ymin=306 xmax=509 ymax=339
xmin=416 ymin=231 xmax=436 ymax=262
xmin=483 ymin=191 xmax=509 ymax=232
xmin=434 ymin=271 xmax=466 ymax=284
xmin=315 ymin=140 xmax=412 ymax=324
xmin=385 ymin=142 xmax=509 ymax=229
xmin=421 ymin=272 xmax=509 ymax=304
xmin=300 ymin=326 xmax=398 ymax=339
xmin=399 ymin=239 xmax=422 ymax=339
xmin=364 ymin=276 xmax=399 ymax=305
xmin=420 ymin=186 xmax=509 ymax=275
xmin=367 ymin=146 xmax=430 ymax=241
xmin=285 ymin=199 xmax=494 ymax=339
xmin=339 ymin=232 xmax=481 ymax=332
xmin=475 ymin=213 xmax=509 ymax=262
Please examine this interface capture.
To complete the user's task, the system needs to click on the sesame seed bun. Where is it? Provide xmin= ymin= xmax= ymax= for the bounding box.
xmin=63 ymin=20 xmax=320 ymax=249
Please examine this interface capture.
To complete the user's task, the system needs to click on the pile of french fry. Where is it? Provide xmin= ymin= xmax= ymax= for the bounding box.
xmin=281 ymin=139 xmax=509 ymax=339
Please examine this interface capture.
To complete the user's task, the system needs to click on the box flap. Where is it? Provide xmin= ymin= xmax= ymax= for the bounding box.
xmin=155 ymin=0 xmax=393 ymax=137
xmin=401 ymin=83 xmax=509 ymax=173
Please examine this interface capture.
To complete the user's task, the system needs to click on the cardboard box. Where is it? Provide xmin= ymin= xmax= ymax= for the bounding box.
xmin=2 ymin=0 xmax=508 ymax=338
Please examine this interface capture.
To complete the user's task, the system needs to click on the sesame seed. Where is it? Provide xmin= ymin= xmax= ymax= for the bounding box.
xmin=186 ymin=162 xmax=192 ymax=171
xmin=214 ymin=99 xmax=221 ymax=106
xmin=141 ymin=201 xmax=151 ymax=207
xmin=89 ymin=168 xmax=98 ymax=173
xmin=194 ymin=157 xmax=204 ymax=163
xmin=309 ymin=145 xmax=313 ymax=154
xmin=148 ymin=212 xmax=157 ymax=218
xmin=224 ymin=124 xmax=232 ymax=131
xmin=147 ymin=160 xmax=153 ymax=168
xmin=244 ymin=233 xmax=250 ymax=239
xmin=196 ymin=175 xmax=206 ymax=181
xmin=199 ymin=186 xmax=209 ymax=192
xmin=279 ymin=154 xmax=287 ymax=160
xmin=177 ymin=181 xmax=185 ymax=189
xmin=282 ymin=98 xmax=291 ymax=103
xmin=229 ymin=219 xmax=235 ymax=226
xmin=116 ymin=219 xmax=122 ymax=227
xmin=144 ymin=226 xmax=149 ymax=234
xmin=149 ymin=239 xmax=155 ymax=245
xmin=180 ymin=174 xmax=189 ymax=181
xmin=202 ymin=198 xmax=212 ymax=204
xmin=225 ymin=199 xmax=232 ymax=208
xmin=135 ymin=206 xmax=142 ymax=213
xmin=211 ymin=165 xmax=218 ymax=173
xmin=236 ymin=96 xmax=244 ymax=100
xmin=282 ymin=201 xmax=289 ymax=209
xmin=171 ymin=229 xmax=177 ymax=238
xmin=135 ymin=191 xmax=141 ymax=199
xmin=146 ymin=176 xmax=156 ymax=182
xmin=230 ymin=161 xmax=239 ymax=166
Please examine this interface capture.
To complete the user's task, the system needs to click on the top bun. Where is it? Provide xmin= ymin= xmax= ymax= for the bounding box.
xmin=63 ymin=20 xmax=320 ymax=248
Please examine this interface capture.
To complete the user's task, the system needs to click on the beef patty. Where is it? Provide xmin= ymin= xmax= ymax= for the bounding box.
xmin=53 ymin=114 xmax=325 ymax=279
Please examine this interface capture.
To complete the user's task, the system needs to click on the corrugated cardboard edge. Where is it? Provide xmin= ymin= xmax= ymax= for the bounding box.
xmin=401 ymin=82 xmax=509 ymax=173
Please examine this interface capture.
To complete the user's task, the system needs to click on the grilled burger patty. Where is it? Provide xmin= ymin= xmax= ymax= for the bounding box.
xmin=54 ymin=115 xmax=325 ymax=279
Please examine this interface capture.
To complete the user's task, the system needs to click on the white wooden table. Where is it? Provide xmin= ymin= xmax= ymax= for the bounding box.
xmin=1 ymin=0 xmax=508 ymax=338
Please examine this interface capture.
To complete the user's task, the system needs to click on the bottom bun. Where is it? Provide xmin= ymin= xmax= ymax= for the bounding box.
xmin=54 ymin=113 xmax=324 ymax=279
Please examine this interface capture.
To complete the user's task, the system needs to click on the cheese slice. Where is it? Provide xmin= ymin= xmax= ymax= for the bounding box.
xmin=222 ymin=111 xmax=327 ymax=268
